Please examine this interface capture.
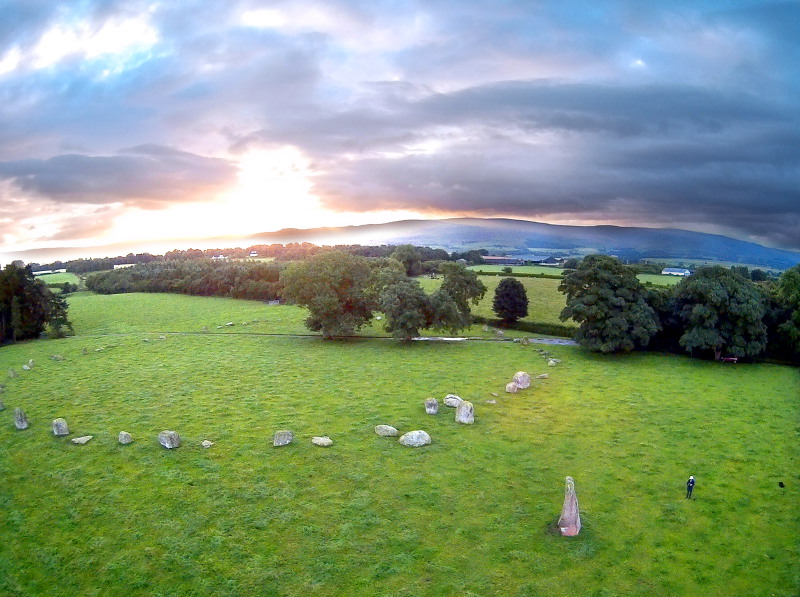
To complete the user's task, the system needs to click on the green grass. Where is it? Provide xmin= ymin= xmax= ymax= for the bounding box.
xmin=1 ymin=293 xmax=798 ymax=596
xmin=638 ymin=273 xmax=683 ymax=286
xmin=34 ymin=272 xmax=82 ymax=285
xmin=468 ymin=265 xmax=564 ymax=276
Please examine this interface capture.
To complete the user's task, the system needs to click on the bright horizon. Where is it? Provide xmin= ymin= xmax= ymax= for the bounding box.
xmin=1 ymin=1 xmax=798 ymax=263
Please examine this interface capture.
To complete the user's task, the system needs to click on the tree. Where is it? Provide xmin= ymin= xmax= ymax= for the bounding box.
xmin=773 ymin=264 xmax=800 ymax=360
xmin=439 ymin=262 xmax=487 ymax=328
xmin=378 ymin=278 xmax=430 ymax=339
xmin=280 ymin=251 xmax=377 ymax=338
xmin=390 ymin=244 xmax=423 ymax=277
xmin=0 ymin=264 xmax=71 ymax=343
xmin=559 ymin=254 xmax=659 ymax=352
xmin=492 ymin=277 xmax=528 ymax=323
xmin=673 ymin=266 xmax=767 ymax=359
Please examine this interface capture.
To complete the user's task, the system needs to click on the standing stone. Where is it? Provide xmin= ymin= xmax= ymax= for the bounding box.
xmin=8 ymin=369 xmax=18 ymax=379
xmin=273 ymin=430 xmax=294 ymax=446
xmin=312 ymin=436 xmax=333 ymax=447
xmin=374 ymin=425 xmax=399 ymax=437
xmin=72 ymin=436 xmax=93 ymax=445
xmin=455 ymin=400 xmax=474 ymax=424
xmin=425 ymin=398 xmax=439 ymax=414
xmin=557 ymin=476 xmax=581 ymax=537
xmin=201 ymin=440 xmax=214 ymax=448
xmin=158 ymin=430 xmax=181 ymax=449
xmin=27 ymin=359 xmax=35 ymax=368
xmin=14 ymin=408 xmax=28 ymax=430
xmin=536 ymin=373 xmax=549 ymax=379
xmin=398 ymin=430 xmax=431 ymax=447
xmin=548 ymin=359 xmax=558 ymax=367
xmin=118 ymin=431 xmax=133 ymax=444
xmin=512 ymin=371 xmax=531 ymax=389
xmin=52 ymin=418 xmax=70 ymax=436
xmin=444 ymin=394 xmax=463 ymax=407
xmin=505 ymin=382 xmax=519 ymax=394
xmin=520 ymin=337 xmax=530 ymax=346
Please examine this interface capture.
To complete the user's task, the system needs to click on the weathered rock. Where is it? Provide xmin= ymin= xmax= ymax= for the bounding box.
xmin=485 ymin=399 xmax=497 ymax=404
xmin=398 ymin=430 xmax=431 ymax=447
xmin=312 ymin=436 xmax=333 ymax=447
xmin=455 ymin=400 xmax=474 ymax=424
xmin=512 ymin=371 xmax=531 ymax=389
xmin=490 ymin=392 xmax=498 ymax=397
xmin=225 ymin=322 xmax=235 ymax=326
xmin=50 ymin=354 xmax=65 ymax=361
xmin=520 ymin=337 xmax=530 ymax=346
xmin=557 ymin=476 xmax=581 ymax=537
xmin=425 ymin=398 xmax=439 ymax=414
xmin=494 ymin=329 xmax=505 ymax=337
xmin=14 ymin=408 xmax=28 ymax=430
xmin=72 ymin=435 xmax=93 ymax=445
xmin=8 ymin=368 xmax=18 ymax=379
xmin=548 ymin=359 xmax=559 ymax=367
xmin=22 ymin=365 xmax=31 ymax=371
xmin=52 ymin=418 xmax=70 ymax=436
xmin=536 ymin=373 xmax=549 ymax=379
xmin=27 ymin=359 xmax=34 ymax=368
xmin=444 ymin=394 xmax=463 ymax=407
xmin=273 ymin=430 xmax=294 ymax=446
xmin=505 ymin=382 xmax=519 ymax=394
xmin=201 ymin=440 xmax=214 ymax=448
xmin=374 ymin=424 xmax=399 ymax=437
xmin=158 ymin=430 xmax=181 ymax=449
xmin=482 ymin=324 xmax=490 ymax=332
xmin=118 ymin=431 xmax=133 ymax=444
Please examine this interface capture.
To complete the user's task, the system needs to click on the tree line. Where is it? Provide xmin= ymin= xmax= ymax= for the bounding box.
xmin=559 ymin=255 xmax=800 ymax=362
xmin=0 ymin=264 xmax=73 ymax=344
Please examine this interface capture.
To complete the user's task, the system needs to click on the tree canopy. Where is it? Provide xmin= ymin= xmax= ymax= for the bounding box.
xmin=673 ymin=265 xmax=767 ymax=359
xmin=0 ymin=264 xmax=72 ymax=343
xmin=559 ymin=254 xmax=659 ymax=352
xmin=439 ymin=262 xmax=487 ymax=328
xmin=492 ymin=277 xmax=529 ymax=323
xmin=280 ymin=251 xmax=377 ymax=338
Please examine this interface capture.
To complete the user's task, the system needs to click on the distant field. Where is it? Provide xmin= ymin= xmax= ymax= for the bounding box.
xmin=468 ymin=265 xmax=563 ymax=276
xmin=0 ymin=291 xmax=797 ymax=595
xmin=638 ymin=273 xmax=683 ymax=286
xmin=34 ymin=272 xmax=81 ymax=285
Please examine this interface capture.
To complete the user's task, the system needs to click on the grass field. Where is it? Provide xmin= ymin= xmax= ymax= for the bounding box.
xmin=468 ymin=265 xmax=563 ymax=276
xmin=34 ymin=272 xmax=82 ymax=285
xmin=0 ymin=291 xmax=798 ymax=596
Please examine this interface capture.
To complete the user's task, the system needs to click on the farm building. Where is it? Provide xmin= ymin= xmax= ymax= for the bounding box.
xmin=661 ymin=268 xmax=692 ymax=276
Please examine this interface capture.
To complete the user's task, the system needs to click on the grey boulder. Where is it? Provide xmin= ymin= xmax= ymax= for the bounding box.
xmin=398 ymin=430 xmax=431 ymax=447
xmin=158 ymin=430 xmax=181 ymax=449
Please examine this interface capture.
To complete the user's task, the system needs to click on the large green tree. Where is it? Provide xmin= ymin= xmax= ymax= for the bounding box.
xmin=492 ymin=277 xmax=528 ymax=323
xmin=559 ymin=254 xmax=659 ymax=352
xmin=773 ymin=264 xmax=800 ymax=360
xmin=280 ymin=251 xmax=377 ymax=338
xmin=439 ymin=262 xmax=487 ymax=328
xmin=0 ymin=264 xmax=72 ymax=343
xmin=673 ymin=266 xmax=767 ymax=359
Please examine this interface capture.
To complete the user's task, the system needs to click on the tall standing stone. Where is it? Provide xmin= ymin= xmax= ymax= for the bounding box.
xmin=512 ymin=371 xmax=531 ymax=389
xmin=557 ymin=476 xmax=581 ymax=536
xmin=425 ymin=398 xmax=439 ymax=414
xmin=52 ymin=418 xmax=70 ymax=436
xmin=455 ymin=400 xmax=474 ymax=424
xmin=14 ymin=408 xmax=28 ymax=430
xmin=158 ymin=430 xmax=181 ymax=449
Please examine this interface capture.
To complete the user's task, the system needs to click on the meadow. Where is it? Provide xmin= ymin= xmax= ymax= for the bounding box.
xmin=0 ymin=287 xmax=798 ymax=596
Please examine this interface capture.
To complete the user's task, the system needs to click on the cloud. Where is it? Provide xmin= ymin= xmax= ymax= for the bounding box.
xmin=0 ymin=145 xmax=237 ymax=207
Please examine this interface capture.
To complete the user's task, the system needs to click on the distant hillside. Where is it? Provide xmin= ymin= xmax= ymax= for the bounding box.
xmin=249 ymin=218 xmax=800 ymax=270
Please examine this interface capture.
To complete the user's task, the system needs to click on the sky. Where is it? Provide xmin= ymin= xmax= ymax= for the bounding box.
xmin=0 ymin=0 xmax=798 ymax=262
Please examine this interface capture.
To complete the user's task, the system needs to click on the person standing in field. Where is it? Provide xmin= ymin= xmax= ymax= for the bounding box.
xmin=686 ymin=475 xmax=695 ymax=499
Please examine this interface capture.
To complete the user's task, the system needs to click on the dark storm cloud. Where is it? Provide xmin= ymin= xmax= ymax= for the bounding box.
xmin=0 ymin=0 xmax=798 ymax=251
xmin=0 ymin=146 xmax=237 ymax=206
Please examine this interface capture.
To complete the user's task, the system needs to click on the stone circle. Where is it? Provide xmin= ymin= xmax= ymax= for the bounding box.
xmin=52 ymin=418 xmax=70 ymax=436
xmin=512 ymin=371 xmax=531 ymax=389
xmin=374 ymin=424 xmax=399 ymax=437
xmin=273 ymin=430 xmax=294 ymax=446
xmin=398 ymin=430 xmax=431 ymax=447
xmin=455 ymin=401 xmax=474 ymax=424
xmin=158 ymin=430 xmax=181 ymax=449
